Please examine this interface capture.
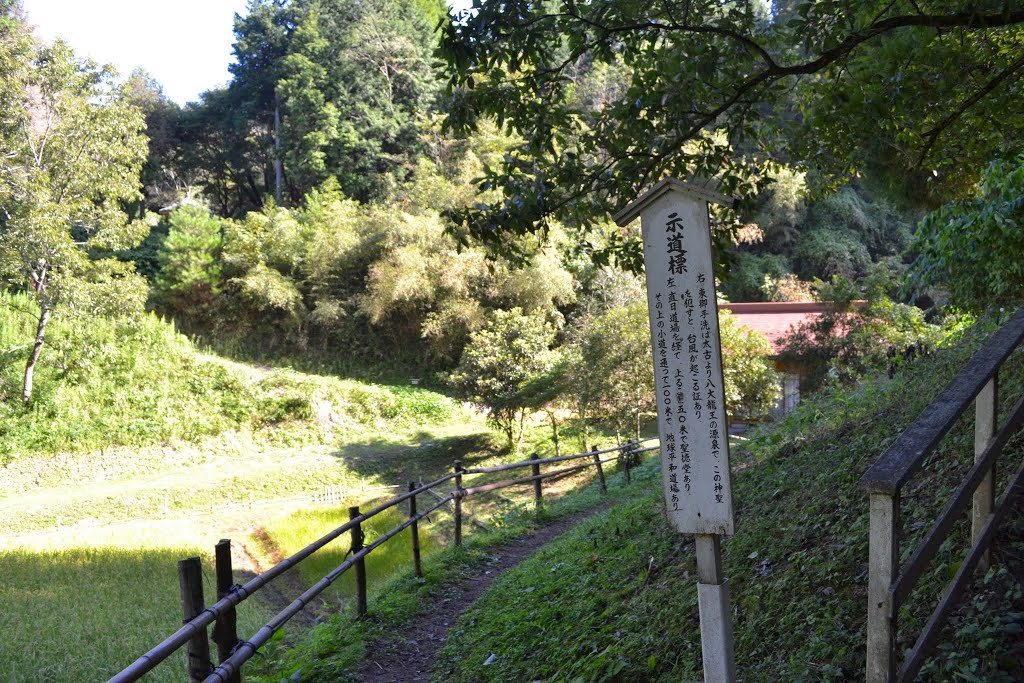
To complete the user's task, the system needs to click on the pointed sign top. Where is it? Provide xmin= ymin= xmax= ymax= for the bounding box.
xmin=612 ymin=177 xmax=737 ymax=227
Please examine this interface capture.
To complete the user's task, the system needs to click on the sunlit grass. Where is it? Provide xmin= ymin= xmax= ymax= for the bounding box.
xmin=255 ymin=503 xmax=443 ymax=603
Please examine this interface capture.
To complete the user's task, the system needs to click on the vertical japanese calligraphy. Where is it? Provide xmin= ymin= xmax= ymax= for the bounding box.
xmin=627 ymin=183 xmax=735 ymax=535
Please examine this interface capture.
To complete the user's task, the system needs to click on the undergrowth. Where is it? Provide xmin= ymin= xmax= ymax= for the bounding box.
xmin=0 ymin=292 xmax=457 ymax=461
xmin=432 ymin=317 xmax=1024 ymax=682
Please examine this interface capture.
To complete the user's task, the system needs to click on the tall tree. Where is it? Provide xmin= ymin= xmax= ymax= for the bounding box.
xmin=124 ymin=69 xmax=185 ymax=212
xmin=440 ymin=0 xmax=1024 ymax=258
xmin=0 ymin=30 xmax=148 ymax=402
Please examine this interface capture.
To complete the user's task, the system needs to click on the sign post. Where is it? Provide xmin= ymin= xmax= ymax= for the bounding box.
xmin=614 ymin=178 xmax=737 ymax=683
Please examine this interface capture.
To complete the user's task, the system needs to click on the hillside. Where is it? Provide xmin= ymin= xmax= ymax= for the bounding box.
xmin=246 ymin=317 xmax=1024 ymax=682
xmin=431 ymin=321 xmax=1024 ymax=681
xmin=0 ymin=291 xmax=459 ymax=464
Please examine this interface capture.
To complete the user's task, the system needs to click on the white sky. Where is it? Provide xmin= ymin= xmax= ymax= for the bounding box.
xmin=22 ymin=0 xmax=249 ymax=105
xmin=21 ymin=0 xmax=472 ymax=106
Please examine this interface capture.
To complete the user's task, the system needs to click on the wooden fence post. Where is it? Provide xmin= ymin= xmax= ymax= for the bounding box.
xmin=621 ymin=443 xmax=632 ymax=485
xmin=454 ymin=461 xmax=464 ymax=546
xmin=866 ymin=492 xmax=900 ymax=683
xmin=408 ymin=482 xmax=423 ymax=578
xmin=530 ymin=453 xmax=543 ymax=510
xmin=592 ymin=448 xmax=607 ymax=494
xmin=212 ymin=540 xmax=241 ymax=683
xmin=973 ymin=374 xmax=997 ymax=571
xmin=349 ymin=506 xmax=367 ymax=618
xmin=178 ymin=556 xmax=213 ymax=683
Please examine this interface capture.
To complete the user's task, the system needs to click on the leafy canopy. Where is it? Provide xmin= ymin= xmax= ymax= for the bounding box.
xmin=440 ymin=0 xmax=1024 ymax=260
xmin=0 ymin=22 xmax=148 ymax=402
xmin=911 ymin=155 xmax=1024 ymax=312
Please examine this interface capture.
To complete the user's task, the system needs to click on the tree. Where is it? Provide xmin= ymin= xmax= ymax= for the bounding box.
xmin=910 ymin=155 xmax=1024 ymax=312
xmin=568 ymin=302 xmax=654 ymax=444
xmin=191 ymin=0 xmax=444 ymax=211
xmin=154 ymin=204 xmax=224 ymax=328
xmin=0 ymin=31 xmax=148 ymax=403
xmin=440 ymin=0 xmax=1024 ymax=257
xmin=449 ymin=308 xmax=558 ymax=451
xmin=123 ymin=69 xmax=186 ymax=213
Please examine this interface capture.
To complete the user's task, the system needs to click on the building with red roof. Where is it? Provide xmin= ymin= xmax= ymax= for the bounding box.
xmin=719 ymin=301 xmax=866 ymax=416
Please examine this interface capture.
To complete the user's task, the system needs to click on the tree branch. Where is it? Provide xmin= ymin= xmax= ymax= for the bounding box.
xmin=915 ymin=51 xmax=1024 ymax=166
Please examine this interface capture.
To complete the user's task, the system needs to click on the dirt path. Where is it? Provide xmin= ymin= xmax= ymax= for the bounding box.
xmin=354 ymin=504 xmax=610 ymax=683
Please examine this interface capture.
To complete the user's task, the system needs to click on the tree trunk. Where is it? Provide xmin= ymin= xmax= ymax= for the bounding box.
xmin=503 ymin=420 xmax=515 ymax=453
xmin=547 ymin=410 xmax=560 ymax=456
xmin=274 ymin=89 xmax=283 ymax=204
xmin=635 ymin=392 xmax=642 ymax=441
xmin=23 ymin=304 xmax=51 ymax=404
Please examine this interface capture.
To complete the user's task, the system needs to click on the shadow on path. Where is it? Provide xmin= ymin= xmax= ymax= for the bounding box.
xmin=353 ymin=503 xmax=612 ymax=683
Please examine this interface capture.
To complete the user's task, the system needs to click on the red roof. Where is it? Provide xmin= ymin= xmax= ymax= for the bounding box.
xmin=719 ymin=301 xmax=865 ymax=353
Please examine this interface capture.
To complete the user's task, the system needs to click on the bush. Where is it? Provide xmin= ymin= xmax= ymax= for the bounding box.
xmin=719 ymin=312 xmax=782 ymax=420
xmin=792 ymin=228 xmax=872 ymax=281
xmin=911 ymin=155 xmax=1024 ymax=312
xmin=778 ymin=279 xmax=962 ymax=390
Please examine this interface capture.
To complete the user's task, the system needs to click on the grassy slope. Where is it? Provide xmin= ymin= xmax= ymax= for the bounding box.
xmin=0 ymin=291 xmax=458 ymax=462
xmin=248 ymin=456 xmax=655 ymax=683
xmin=433 ymin=323 xmax=1024 ymax=682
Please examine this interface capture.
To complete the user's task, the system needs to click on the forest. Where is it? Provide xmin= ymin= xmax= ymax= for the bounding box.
xmin=1 ymin=0 xmax=1023 ymax=680
xmin=3 ymin=0 xmax=1020 ymax=455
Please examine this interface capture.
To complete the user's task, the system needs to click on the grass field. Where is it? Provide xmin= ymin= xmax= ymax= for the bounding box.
xmin=253 ymin=503 xmax=445 ymax=603
xmin=0 ymin=534 xmax=276 ymax=683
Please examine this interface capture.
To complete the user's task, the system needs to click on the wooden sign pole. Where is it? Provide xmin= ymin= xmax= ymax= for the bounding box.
xmin=696 ymin=534 xmax=736 ymax=682
xmin=615 ymin=178 xmax=738 ymax=683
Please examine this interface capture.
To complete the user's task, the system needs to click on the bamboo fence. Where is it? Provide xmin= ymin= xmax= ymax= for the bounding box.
xmin=107 ymin=438 xmax=658 ymax=683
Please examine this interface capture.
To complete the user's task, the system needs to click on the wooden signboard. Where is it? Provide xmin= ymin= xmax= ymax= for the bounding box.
xmin=614 ymin=178 xmax=736 ymax=536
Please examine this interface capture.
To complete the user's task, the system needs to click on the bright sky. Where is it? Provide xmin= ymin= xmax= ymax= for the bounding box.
xmin=22 ymin=0 xmax=249 ymax=104
xmin=21 ymin=0 xmax=472 ymax=106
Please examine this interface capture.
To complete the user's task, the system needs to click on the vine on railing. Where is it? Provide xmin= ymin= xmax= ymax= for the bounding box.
xmin=108 ymin=438 xmax=658 ymax=683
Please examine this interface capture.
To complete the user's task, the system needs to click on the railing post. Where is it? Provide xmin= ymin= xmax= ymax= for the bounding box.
xmin=349 ymin=506 xmax=367 ymax=618
xmin=212 ymin=540 xmax=241 ymax=683
xmin=530 ymin=453 xmax=543 ymax=510
xmin=592 ymin=448 xmax=607 ymax=494
xmin=973 ymin=374 xmax=998 ymax=572
xmin=178 ymin=556 xmax=213 ymax=683
xmin=453 ymin=461 xmax=464 ymax=546
xmin=866 ymin=492 xmax=900 ymax=683
xmin=408 ymin=482 xmax=423 ymax=578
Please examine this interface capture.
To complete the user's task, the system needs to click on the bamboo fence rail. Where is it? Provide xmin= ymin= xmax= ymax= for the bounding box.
xmin=107 ymin=438 xmax=658 ymax=682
